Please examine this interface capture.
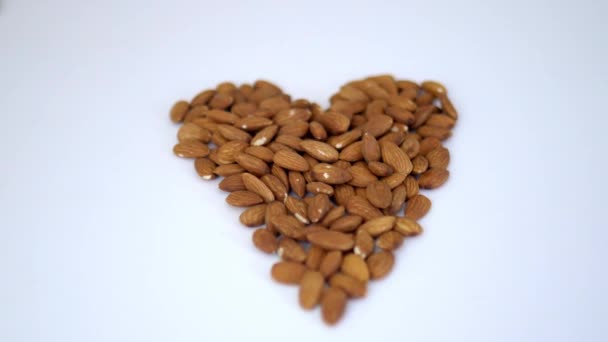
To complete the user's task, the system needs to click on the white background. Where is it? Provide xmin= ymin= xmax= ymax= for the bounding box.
xmin=1 ymin=0 xmax=607 ymax=341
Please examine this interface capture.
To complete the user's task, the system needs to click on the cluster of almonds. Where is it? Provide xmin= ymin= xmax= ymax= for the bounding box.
xmin=170 ymin=75 xmax=457 ymax=325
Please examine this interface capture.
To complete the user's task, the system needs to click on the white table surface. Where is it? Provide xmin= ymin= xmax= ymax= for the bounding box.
xmin=1 ymin=0 xmax=607 ymax=341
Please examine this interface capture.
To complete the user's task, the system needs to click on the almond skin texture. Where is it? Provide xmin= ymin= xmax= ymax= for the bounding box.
xmin=308 ymin=231 xmax=354 ymax=251
xmin=278 ymin=237 xmax=307 ymax=262
xmin=320 ymin=251 xmax=343 ymax=278
xmin=235 ymin=152 xmax=270 ymax=176
xmin=341 ymin=253 xmax=370 ymax=282
xmin=271 ymin=215 xmax=306 ymax=239
xmin=418 ymin=168 xmax=450 ymax=189
xmin=271 ymin=261 xmax=307 ymax=284
xmin=366 ymin=180 xmax=392 ymax=209
xmin=354 ymin=229 xmax=374 ymax=259
xmin=367 ymin=251 xmax=395 ymax=279
xmin=426 ymin=146 xmax=450 ymax=169
xmin=252 ymin=228 xmax=278 ymax=253
xmin=173 ymin=141 xmax=210 ymax=158
xmin=240 ymin=204 xmax=267 ymax=227
xmin=273 ymin=150 xmax=310 ymax=172
xmin=380 ymin=140 xmax=413 ymax=175
xmin=329 ymin=273 xmax=367 ymax=298
xmin=300 ymin=140 xmax=339 ymax=162
xmin=170 ymin=100 xmax=189 ymax=123
xmin=321 ymin=287 xmax=347 ymax=325
xmin=359 ymin=216 xmax=396 ymax=237
xmin=226 ymin=191 xmax=264 ymax=207
xmin=346 ymin=196 xmax=383 ymax=221
xmin=299 ymin=271 xmax=325 ymax=310
xmin=394 ymin=217 xmax=423 ymax=236
xmin=242 ymin=173 xmax=275 ymax=202
xmin=405 ymin=194 xmax=432 ymax=220
xmin=312 ymin=163 xmax=352 ymax=185
xmin=306 ymin=245 xmax=326 ymax=270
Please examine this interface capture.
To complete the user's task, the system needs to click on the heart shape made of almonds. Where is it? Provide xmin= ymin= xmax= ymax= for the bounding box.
xmin=170 ymin=75 xmax=457 ymax=325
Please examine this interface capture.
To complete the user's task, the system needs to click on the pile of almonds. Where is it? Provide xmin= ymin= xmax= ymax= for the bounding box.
xmin=170 ymin=75 xmax=457 ymax=325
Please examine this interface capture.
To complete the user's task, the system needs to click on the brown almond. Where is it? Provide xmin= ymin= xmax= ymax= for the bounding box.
xmin=278 ymin=237 xmax=307 ymax=262
xmin=419 ymin=136 xmax=442 ymax=155
xmin=226 ymin=191 xmax=264 ymax=207
xmin=394 ymin=217 xmax=423 ymax=236
xmin=367 ymin=161 xmax=393 ymax=177
xmin=426 ymin=114 xmax=455 ymax=129
xmin=312 ymin=163 xmax=352 ymax=185
xmin=376 ymin=231 xmax=404 ymax=251
xmin=206 ymin=109 xmax=239 ymax=124
xmin=329 ymin=273 xmax=366 ymax=298
xmin=300 ymin=140 xmax=339 ymax=162
xmin=404 ymin=175 xmax=419 ymax=199
xmin=308 ymin=231 xmax=354 ymax=251
xmin=252 ymin=228 xmax=278 ymax=253
xmin=299 ymin=271 xmax=325 ymax=310
xmin=274 ymin=108 xmax=312 ymax=125
xmin=273 ymin=150 xmax=309 ymax=172
xmin=413 ymin=105 xmax=435 ymax=128
xmin=170 ymin=100 xmax=189 ymax=123
xmin=366 ymin=180 xmax=392 ymax=209
xmin=235 ymin=152 xmax=270 ymax=176
xmin=417 ymin=125 xmax=452 ymax=140
xmin=327 ymin=129 xmax=362 ymax=150
xmin=278 ymin=121 xmax=309 ymax=138
xmin=401 ymin=134 xmax=420 ymax=159
xmin=359 ymin=215 xmax=396 ymax=237
xmin=320 ymin=205 xmax=346 ymax=226
xmin=308 ymin=193 xmax=331 ymax=223
xmin=339 ymin=141 xmax=363 ymax=162
xmin=316 ymin=110 xmax=351 ymax=134
xmin=346 ymin=196 xmax=383 ymax=221
xmin=271 ymin=261 xmax=307 ymax=284
xmin=418 ymin=168 xmax=449 ymax=189
xmin=231 ymin=102 xmax=257 ymax=117
xmin=363 ymin=114 xmax=393 ymax=137
xmin=178 ymin=123 xmax=211 ymax=143
xmin=239 ymin=203 xmax=267 ymax=227
xmin=330 ymin=215 xmax=363 ymax=233
xmin=234 ymin=116 xmax=273 ymax=132
xmin=306 ymin=245 xmax=326 ymax=270
xmin=361 ymin=134 xmax=381 ymax=162
xmin=244 ymin=146 xmax=274 ymax=163
xmin=354 ymin=229 xmax=374 ymax=259
xmin=265 ymin=201 xmax=287 ymax=234
xmin=285 ymin=196 xmax=309 ymax=224
xmin=426 ymin=146 xmax=450 ymax=169
xmin=348 ymin=163 xmax=377 ymax=187
xmin=173 ymin=141 xmax=210 ymax=158
xmin=388 ymin=184 xmax=407 ymax=214
xmin=216 ymin=141 xmax=249 ymax=164
xmin=261 ymin=174 xmax=288 ymax=202
xmin=439 ymin=94 xmax=458 ymax=120
xmin=242 ymin=173 xmax=275 ymax=202
xmin=405 ymin=194 xmax=432 ymax=220
xmin=217 ymin=124 xmax=251 ymax=142
xmin=250 ymin=124 xmax=278 ymax=146
xmin=411 ymin=155 xmax=429 ymax=175
xmin=191 ymin=89 xmax=215 ymax=106
xmin=367 ymin=251 xmax=395 ymax=279
xmin=214 ymin=163 xmax=245 ymax=177
xmin=380 ymin=140 xmax=413 ymax=175
xmin=287 ymin=171 xmax=305 ymax=197
xmin=194 ymin=157 xmax=216 ymax=180
xmin=309 ymin=121 xmax=328 ymax=140
xmin=321 ymin=287 xmax=347 ymax=325
xmin=218 ymin=173 xmax=246 ymax=192
xmin=306 ymin=182 xmax=334 ymax=196
xmin=271 ymin=214 xmax=306 ymax=239
xmin=341 ymin=253 xmax=370 ymax=282
xmin=334 ymin=184 xmax=355 ymax=207
xmin=320 ymin=251 xmax=343 ymax=278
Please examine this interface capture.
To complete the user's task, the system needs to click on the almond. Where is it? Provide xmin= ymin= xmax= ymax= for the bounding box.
xmin=426 ymin=114 xmax=456 ymax=129
xmin=278 ymin=237 xmax=307 ymax=262
xmin=239 ymin=203 xmax=267 ymax=227
xmin=404 ymin=175 xmax=419 ymax=199
xmin=348 ymin=163 xmax=377 ymax=187
xmin=288 ymin=171 xmax=306 ymax=198
xmin=394 ymin=217 xmax=423 ymax=236
xmin=271 ymin=261 xmax=307 ymax=284
xmin=439 ymin=94 xmax=458 ymax=120
xmin=252 ymin=228 xmax=278 ymax=253
xmin=346 ymin=196 xmax=383 ymax=221
xmin=308 ymin=231 xmax=354 ymax=251
xmin=419 ymin=136 xmax=442 ymax=155
xmin=271 ymin=214 xmax=306 ymax=239
xmin=218 ymin=173 xmax=245 ymax=192
xmin=320 ymin=205 xmax=346 ymax=226
xmin=191 ymin=89 xmax=215 ymax=106
xmin=299 ymin=271 xmax=325 ymax=310
xmin=426 ymin=146 xmax=450 ymax=169
xmin=321 ymin=287 xmax=347 ymax=325
xmin=216 ymin=141 xmax=249 ymax=164
xmin=244 ymin=146 xmax=274 ymax=163
xmin=226 ymin=190 xmax=264 ymax=207
xmin=305 ymin=245 xmax=326 ymax=270
xmin=261 ymin=174 xmax=288 ymax=202
xmin=170 ymin=100 xmax=189 ymax=123
xmin=312 ymin=163 xmax=352 ymax=185
xmin=376 ymin=231 xmax=404 ymax=251
xmin=380 ymin=140 xmax=412 ymax=174
xmin=388 ymin=184 xmax=407 ymax=214
xmin=366 ymin=180 xmax=392 ymax=209
xmin=284 ymin=196 xmax=309 ymax=224
xmin=217 ymin=124 xmax=251 ymax=142
xmin=278 ymin=120 xmax=309 ymax=138
xmin=173 ymin=141 xmax=210 ymax=158
xmin=206 ymin=109 xmax=239 ymax=124
xmin=417 ymin=125 xmax=452 ymax=140
xmin=178 ymin=123 xmax=211 ymax=143
xmin=367 ymin=161 xmax=393 ymax=177
xmin=359 ymin=215 xmax=396 ymax=236
xmin=316 ymin=110 xmax=350 ymax=134
xmin=214 ymin=163 xmax=245 ymax=177
xmin=235 ymin=152 xmax=270 ymax=176
xmin=308 ymin=193 xmax=331 ymax=223
xmin=306 ymin=182 xmax=335 ymax=196
xmin=309 ymin=121 xmax=328 ymax=140
xmin=367 ymin=251 xmax=395 ymax=279
xmin=330 ymin=215 xmax=363 ymax=233
xmin=334 ymin=184 xmax=356 ymax=207
xmin=418 ymin=168 xmax=449 ymax=189
xmin=363 ymin=114 xmax=393 ymax=137
xmin=329 ymin=273 xmax=366 ymax=298
xmin=354 ymin=229 xmax=374 ymax=259
xmin=341 ymin=253 xmax=370 ymax=282
xmin=194 ymin=157 xmax=216 ymax=180
xmin=299 ymin=139 xmax=339 ymax=162
xmin=327 ymin=129 xmax=361 ymax=150
xmin=250 ymin=124 xmax=278 ymax=146
xmin=265 ymin=201 xmax=287 ymax=234
xmin=320 ymin=251 xmax=343 ymax=278
xmin=405 ymin=194 xmax=432 ymax=220
xmin=411 ymin=155 xmax=429 ymax=175
xmin=421 ymin=80 xmax=447 ymax=96
xmin=273 ymin=150 xmax=309 ymax=172
xmin=361 ymin=134 xmax=381 ymax=162
xmin=401 ymin=134 xmax=420 ymax=159
xmin=241 ymin=173 xmax=275 ymax=202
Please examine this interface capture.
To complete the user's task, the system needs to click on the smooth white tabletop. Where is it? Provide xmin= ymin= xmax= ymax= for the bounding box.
xmin=1 ymin=0 xmax=607 ymax=341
